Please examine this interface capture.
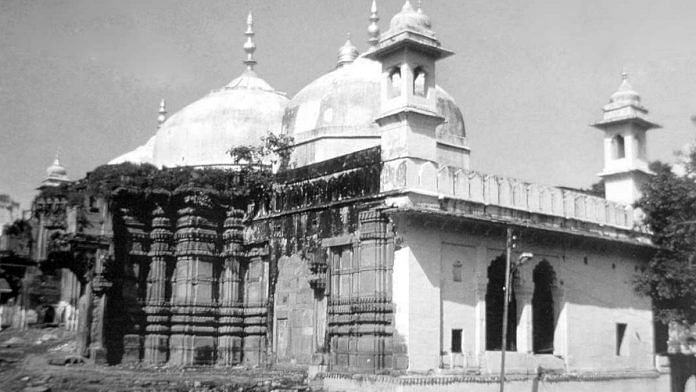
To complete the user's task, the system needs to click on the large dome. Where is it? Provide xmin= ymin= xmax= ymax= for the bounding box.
xmin=283 ymin=56 xmax=466 ymax=166
xmin=152 ymin=71 xmax=288 ymax=167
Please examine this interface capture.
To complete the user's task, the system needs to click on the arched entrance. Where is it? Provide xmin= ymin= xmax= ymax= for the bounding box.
xmin=532 ymin=260 xmax=556 ymax=354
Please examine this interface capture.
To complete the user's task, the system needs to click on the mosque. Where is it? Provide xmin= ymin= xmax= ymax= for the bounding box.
xmin=29 ymin=1 xmax=677 ymax=391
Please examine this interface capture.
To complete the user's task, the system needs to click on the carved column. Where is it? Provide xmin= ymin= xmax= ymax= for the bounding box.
xmin=90 ymin=249 xmax=113 ymax=364
xmin=144 ymin=206 xmax=172 ymax=364
xmin=169 ymin=191 xmax=219 ymax=366
xmin=218 ymin=208 xmax=245 ymax=366
xmin=352 ymin=210 xmax=394 ymax=371
xmin=121 ymin=208 xmax=148 ymax=363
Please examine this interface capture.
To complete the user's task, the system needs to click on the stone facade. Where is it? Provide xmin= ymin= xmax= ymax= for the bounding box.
xmin=24 ymin=2 xmax=678 ymax=391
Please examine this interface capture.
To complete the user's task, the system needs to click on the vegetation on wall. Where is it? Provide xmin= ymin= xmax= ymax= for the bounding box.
xmin=36 ymin=132 xmax=294 ymax=211
xmin=635 ymin=159 xmax=696 ymax=324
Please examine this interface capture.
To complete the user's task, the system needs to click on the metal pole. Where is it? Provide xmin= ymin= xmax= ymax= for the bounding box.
xmin=500 ymin=227 xmax=513 ymax=392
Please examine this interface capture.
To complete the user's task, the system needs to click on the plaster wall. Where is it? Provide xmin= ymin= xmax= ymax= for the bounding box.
xmin=393 ymin=215 xmax=654 ymax=374
xmin=290 ymin=136 xmax=380 ymax=168
xmin=604 ymin=172 xmax=648 ymax=205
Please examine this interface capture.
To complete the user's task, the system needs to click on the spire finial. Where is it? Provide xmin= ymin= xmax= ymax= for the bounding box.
xmin=368 ymin=0 xmax=380 ymax=49
xmin=158 ymin=98 xmax=167 ymax=127
xmin=337 ymin=33 xmax=359 ymax=67
xmin=621 ymin=71 xmax=628 ymax=81
xmin=402 ymin=0 xmax=414 ymax=12
xmin=417 ymin=0 xmax=423 ymax=12
xmin=54 ymin=147 xmax=61 ymax=165
xmin=243 ymin=11 xmax=257 ymax=71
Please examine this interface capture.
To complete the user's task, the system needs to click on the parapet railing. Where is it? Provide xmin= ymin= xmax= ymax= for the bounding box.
xmin=382 ymin=161 xmax=638 ymax=231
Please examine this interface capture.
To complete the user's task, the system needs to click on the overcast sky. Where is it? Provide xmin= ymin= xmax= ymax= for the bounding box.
xmin=2 ymin=0 xmax=696 ymax=209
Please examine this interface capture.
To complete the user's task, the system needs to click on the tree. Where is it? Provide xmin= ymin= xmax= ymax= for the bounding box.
xmin=634 ymin=159 xmax=696 ymax=324
xmin=227 ymin=131 xmax=294 ymax=170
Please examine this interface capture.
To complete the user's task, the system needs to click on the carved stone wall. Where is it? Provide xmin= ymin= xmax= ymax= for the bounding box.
xmin=143 ymin=206 xmax=172 ymax=364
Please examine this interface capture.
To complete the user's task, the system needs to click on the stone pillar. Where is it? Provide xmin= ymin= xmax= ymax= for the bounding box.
xmin=218 ymin=208 xmax=245 ymax=366
xmin=242 ymin=252 xmax=269 ymax=366
xmin=553 ymin=287 xmax=567 ymax=359
xmin=352 ymin=210 xmax=394 ymax=371
xmin=121 ymin=208 xmax=148 ymax=364
xmin=515 ymin=286 xmax=533 ymax=354
xmin=169 ymin=192 xmax=219 ymax=366
xmin=59 ymin=268 xmax=81 ymax=331
xmin=89 ymin=249 xmax=114 ymax=364
xmin=474 ymin=279 xmax=487 ymax=367
xmin=143 ymin=206 xmax=172 ymax=364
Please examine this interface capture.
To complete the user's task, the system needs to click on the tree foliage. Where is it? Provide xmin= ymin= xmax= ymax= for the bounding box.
xmin=635 ymin=159 xmax=696 ymax=324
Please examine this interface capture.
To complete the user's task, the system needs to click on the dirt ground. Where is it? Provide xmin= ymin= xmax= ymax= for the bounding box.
xmin=0 ymin=327 xmax=313 ymax=392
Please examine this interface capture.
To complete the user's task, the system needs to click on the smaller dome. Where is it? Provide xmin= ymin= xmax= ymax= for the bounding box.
xmin=41 ymin=156 xmax=70 ymax=188
xmin=386 ymin=0 xmax=434 ymax=37
xmin=610 ymin=73 xmax=641 ymax=104
xmin=337 ymin=35 xmax=359 ymax=67
xmin=46 ymin=158 xmax=67 ymax=178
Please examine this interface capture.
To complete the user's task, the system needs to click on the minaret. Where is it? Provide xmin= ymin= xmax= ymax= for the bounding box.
xmin=591 ymin=73 xmax=660 ymax=204
xmin=367 ymin=0 xmax=380 ymax=50
xmin=157 ymin=99 xmax=167 ymax=128
xmin=243 ymin=11 xmax=257 ymax=72
xmin=365 ymin=1 xmax=454 ymax=191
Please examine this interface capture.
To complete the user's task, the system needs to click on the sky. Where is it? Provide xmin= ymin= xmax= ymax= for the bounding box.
xmin=1 ymin=0 xmax=696 ymax=210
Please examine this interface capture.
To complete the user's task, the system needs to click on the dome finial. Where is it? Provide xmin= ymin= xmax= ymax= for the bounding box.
xmin=337 ymin=33 xmax=359 ymax=67
xmin=243 ymin=11 xmax=257 ymax=71
xmin=368 ymin=0 xmax=380 ymax=49
xmin=610 ymin=71 xmax=640 ymax=104
xmin=158 ymin=98 xmax=167 ymax=127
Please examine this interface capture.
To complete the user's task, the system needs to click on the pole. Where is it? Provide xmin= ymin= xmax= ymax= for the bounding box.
xmin=500 ymin=227 xmax=513 ymax=392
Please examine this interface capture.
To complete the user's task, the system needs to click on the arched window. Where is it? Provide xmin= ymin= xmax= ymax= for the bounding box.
xmin=611 ymin=135 xmax=625 ymax=159
xmin=532 ymin=260 xmax=556 ymax=354
xmin=413 ymin=67 xmax=427 ymax=97
xmin=389 ymin=67 xmax=402 ymax=98
xmin=486 ymin=255 xmax=517 ymax=351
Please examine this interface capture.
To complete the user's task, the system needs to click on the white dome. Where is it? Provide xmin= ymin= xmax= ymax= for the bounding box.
xmin=109 ymin=136 xmax=155 ymax=165
xmin=283 ymin=56 xmax=466 ymax=166
xmin=152 ymin=71 xmax=288 ymax=168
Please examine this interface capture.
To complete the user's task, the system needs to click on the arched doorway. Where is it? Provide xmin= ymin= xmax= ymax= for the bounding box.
xmin=486 ymin=255 xmax=517 ymax=351
xmin=532 ymin=261 xmax=556 ymax=354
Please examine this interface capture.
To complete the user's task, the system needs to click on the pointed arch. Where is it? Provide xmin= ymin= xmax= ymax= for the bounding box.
xmin=611 ymin=134 xmax=626 ymax=159
xmin=413 ymin=66 xmax=427 ymax=97
xmin=532 ymin=260 xmax=556 ymax=354
xmin=389 ymin=67 xmax=402 ymax=98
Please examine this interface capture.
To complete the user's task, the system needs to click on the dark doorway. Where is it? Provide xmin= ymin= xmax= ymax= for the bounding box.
xmin=532 ymin=261 xmax=555 ymax=354
xmin=486 ymin=255 xmax=517 ymax=351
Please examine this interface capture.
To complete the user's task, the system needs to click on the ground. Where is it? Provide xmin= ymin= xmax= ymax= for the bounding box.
xmin=0 ymin=327 xmax=313 ymax=392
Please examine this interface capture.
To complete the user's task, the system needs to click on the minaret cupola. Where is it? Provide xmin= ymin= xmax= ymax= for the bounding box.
xmin=591 ymin=73 xmax=660 ymax=205
xmin=40 ymin=154 xmax=70 ymax=189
